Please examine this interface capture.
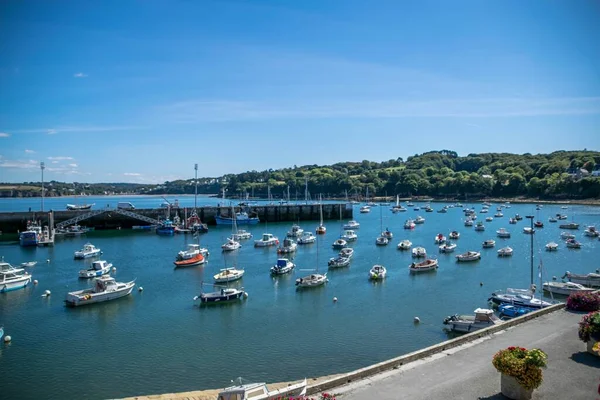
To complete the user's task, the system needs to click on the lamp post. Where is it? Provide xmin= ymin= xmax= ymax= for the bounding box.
xmin=194 ymin=163 xmax=198 ymax=210
xmin=40 ymin=161 xmax=45 ymax=212
xmin=526 ymin=215 xmax=534 ymax=285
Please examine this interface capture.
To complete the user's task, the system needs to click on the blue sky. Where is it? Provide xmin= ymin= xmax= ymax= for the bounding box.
xmin=1 ymin=0 xmax=599 ymax=183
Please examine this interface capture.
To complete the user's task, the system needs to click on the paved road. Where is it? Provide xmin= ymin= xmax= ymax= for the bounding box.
xmin=337 ymin=310 xmax=599 ymax=400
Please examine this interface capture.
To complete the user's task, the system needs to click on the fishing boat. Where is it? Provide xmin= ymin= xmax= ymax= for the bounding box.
xmin=560 ymin=232 xmax=575 ymax=240
xmin=488 ymin=288 xmax=552 ymax=309
xmin=497 ymin=304 xmax=535 ymax=319
xmin=559 ymin=222 xmax=579 ymax=230
xmin=0 ymin=262 xmax=32 ymax=292
xmin=369 ymin=264 xmax=387 ymax=280
xmin=332 ymin=238 xmax=347 ymax=249
xmin=584 ymin=226 xmax=599 ymax=237
xmin=409 ymin=258 xmax=438 ymax=272
xmin=474 ymin=222 xmax=485 ymax=231
xmin=215 ymin=211 xmax=259 ymax=225
xmin=176 ymin=243 xmax=209 ymax=262
xmin=19 ymin=221 xmax=41 ymax=246
xmin=297 ymin=231 xmax=316 ymax=244
xmin=316 ymin=196 xmax=327 ymax=233
xmin=343 ymin=220 xmax=360 ymax=230
xmin=542 ymin=281 xmax=594 ymax=296
xmin=439 ymin=242 xmax=457 ymax=253
xmin=456 ymin=251 xmax=481 ymax=262
xmin=74 ymin=243 xmax=102 ymax=259
xmin=497 ymin=247 xmax=513 ymax=257
xmin=328 ymin=256 xmax=350 ymax=268
xmin=375 ymin=236 xmax=389 ymax=246
xmin=254 ymin=233 xmax=279 ymax=247
xmin=449 ymin=231 xmax=460 ymax=240
xmin=286 ymin=224 xmax=304 ymax=238
xmin=404 ymin=219 xmax=416 ymax=229
xmin=78 ymin=260 xmax=112 ymax=279
xmin=415 ymin=216 xmax=425 ymax=224
xmin=545 ymin=242 xmax=559 ymax=251
xmin=412 ymin=246 xmax=426 ymax=258
xmin=341 ymin=230 xmax=358 ymax=241
xmin=482 ymin=239 xmax=496 ymax=248
xmin=187 ymin=211 xmax=209 ymax=233
xmin=496 ymin=228 xmax=510 ymax=238
xmin=270 ymin=258 xmax=296 ymax=275
xmin=562 ymin=271 xmax=600 ymax=287
xmin=277 ymin=238 xmax=297 ymax=254
xmin=66 ymin=203 xmax=94 ymax=211
xmin=194 ymin=285 xmax=246 ymax=304
xmin=221 ymin=238 xmax=241 ymax=252
xmin=397 ymin=240 xmax=412 ymax=250
xmin=443 ymin=308 xmax=502 ymax=333
xmin=214 ymin=268 xmax=245 ymax=283
xmin=523 ymin=227 xmax=535 ymax=234
xmin=216 ymin=378 xmax=307 ymax=400
xmin=565 ymin=238 xmax=581 ymax=249
xmin=434 ymin=233 xmax=446 ymax=244
xmin=156 ymin=219 xmax=175 ymax=235
xmin=65 ymin=276 xmax=135 ymax=307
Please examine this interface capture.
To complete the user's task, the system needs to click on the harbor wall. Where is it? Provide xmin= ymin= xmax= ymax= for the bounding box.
xmin=0 ymin=203 xmax=353 ymax=233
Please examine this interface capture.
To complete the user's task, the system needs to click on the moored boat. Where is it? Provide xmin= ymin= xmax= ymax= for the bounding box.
xmin=542 ymin=281 xmax=594 ymax=296
xmin=194 ymin=286 xmax=246 ymax=304
xmin=295 ymin=273 xmax=327 ymax=288
xmin=78 ymin=260 xmax=112 ymax=279
xmin=277 ymin=238 xmax=297 ymax=254
xmin=375 ymin=236 xmax=389 ymax=246
xmin=214 ymin=268 xmax=245 ymax=283
xmin=65 ymin=276 xmax=135 ymax=307
xmin=74 ymin=243 xmax=102 ymax=259
xmin=565 ymin=238 xmax=581 ymax=248
xmin=369 ymin=264 xmax=387 ymax=280
xmin=343 ymin=220 xmax=360 ymax=230
xmin=560 ymin=232 xmax=575 ymax=240
xmin=174 ymin=252 xmax=205 ymax=267
xmin=414 ymin=215 xmax=425 ymax=224
xmin=523 ymin=227 xmax=535 ymax=234
xmin=482 ymin=239 xmax=496 ymax=248
xmin=397 ymin=239 xmax=412 ymax=250
xmin=534 ymin=221 xmax=544 ymax=228
xmin=584 ymin=226 xmax=599 ymax=237
xmin=434 ymin=233 xmax=446 ymax=244
xmin=328 ymin=256 xmax=350 ymax=268
xmin=409 ymin=258 xmax=438 ymax=272
xmin=19 ymin=221 xmax=41 ymax=246
xmin=412 ymin=246 xmax=426 ymax=258
xmin=156 ymin=219 xmax=175 ymax=235
xmin=404 ymin=219 xmax=416 ymax=229
xmin=496 ymin=228 xmax=510 ymax=238
xmin=340 ymin=230 xmax=358 ymax=242
xmin=443 ymin=308 xmax=501 ymax=333
xmin=215 ymin=211 xmax=259 ymax=225
xmin=488 ymin=288 xmax=552 ymax=309
xmin=559 ymin=222 xmax=579 ymax=230
xmin=497 ymin=247 xmax=513 ymax=257
xmin=286 ymin=224 xmax=304 ymax=238
xmin=474 ymin=222 xmax=485 ymax=231
xmin=359 ymin=206 xmax=371 ymax=214
xmin=231 ymin=230 xmax=252 ymax=240
xmin=221 ymin=238 xmax=241 ymax=252
xmin=449 ymin=231 xmax=460 ymax=240
xmin=270 ymin=258 xmax=296 ymax=275
xmin=297 ymin=231 xmax=316 ymax=244
xmin=498 ymin=304 xmax=535 ymax=319
xmin=456 ymin=251 xmax=481 ymax=262
xmin=0 ymin=262 xmax=32 ymax=292
xmin=332 ymin=238 xmax=347 ymax=249
xmin=562 ymin=271 xmax=600 ymax=287
xmin=216 ymin=378 xmax=307 ymax=400
xmin=545 ymin=242 xmax=559 ymax=251
xmin=339 ymin=247 xmax=354 ymax=258
xmin=439 ymin=242 xmax=456 ymax=253
xmin=254 ymin=233 xmax=279 ymax=247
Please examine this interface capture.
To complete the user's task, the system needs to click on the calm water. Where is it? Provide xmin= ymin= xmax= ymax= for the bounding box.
xmin=0 ymin=202 xmax=598 ymax=399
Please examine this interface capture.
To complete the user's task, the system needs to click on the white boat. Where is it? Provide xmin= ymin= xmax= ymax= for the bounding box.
xmin=297 ymin=231 xmax=316 ymax=244
xmin=415 ymin=216 xmax=425 ymax=224
xmin=565 ymin=239 xmax=581 ymax=248
xmin=584 ymin=226 xmax=599 ymax=237
xmin=254 ymin=233 xmax=279 ymax=247
xmin=559 ymin=222 xmax=579 ymax=230
xmin=489 ymin=288 xmax=552 ymax=309
xmin=412 ymin=246 xmax=426 ymax=258
xmin=216 ymin=378 xmax=307 ymax=400
xmin=482 ymin=239 xmax=496 ymax=248
xmin=65 ymin=275 xmax=135 ymax=307
xmin=397 ymin=240 xmax=412 ymax=250
xmin=509 ymin=218 xmax=517 ymax=224
xmin=497 ymin=247 xmax=513 ymax=257
xmin=434 ymin=234 xmax=446 ymax=244
xmin=177 ymin=244 xmax=209 ymax=261
xmin=381 ymin=229 xmax=393 ymax=239
xmin=548 ymin=216 xmax=557 ymax=223
xmin=341 ymin=230 xmax=358 ymax=241
xmin=438 ymin=208 xmax=448 ymax=213
xmin=562 ymin=271 xmax=600 ymax=287
xmin=409 ymin=258 xmax=438 ymax=272
xmin=494 ymin=212 xmax=503 ymax=218
xmin=542 ymin=281 xmax=594 ymax=296
xmin=556 ymin=214 xmax=568 ymax=220
xmin=20 ymin=261 xmax=37 ymax=267
xmin=496 ymin=228 xmax=510 ymax=238
xmin=214 ymin=268 xmax=245 ymax=283
xmin=231 ymin=230 xmax=252 ymax=240
xmin=343 ymin=220 xmax=360 ymax=230
xmin=339 ymin=247 xmax=354 ymax=258
xmin=332 ymin=238 xmax=347 ymax=249
xmin=328 ymin=256 xmax=350 ymax=268
xmin=296 ymin=272 xmax=327 ymax=288
xmin=456 ymin=251 xmax=481 ymax=262
xmin=286 ymin=224 xmax=304 ymax=237
xmin=359 ymin=206 xmax=371 ymax=213
xmin=413 ymin=206 xmax=421 ymax=211
xmin=523 ymin=227 xmax=535 ymax=234
xmin=194 ymin=286 xmax=246 ymax=304
xmin=404 ymin=219 xmax=416 ymax=229
xmin=316 ymin=195 xmax=327 ymax=234
xmin=375 ymin=236 xmax=389 ymax=246
xmin=78 ymin=260 xmax=112 ymax=279
xmin=443 ymin=308 xmax=502 ymax=333
xmin=439 ymin=242 xmax=456 ymax=253
xmin=485 ymin=217 xmax=493 ymax=222
xmin=74 ymin=243 xmax=102 ymax=259
xmin=545 ymin=242 xmax=559 ymax=251
xmin=221 ymin=238 xmax=241 ymax=252
xmin=474 ymin=222 xmax=485 ymax=231
xmin=449 ymin=231 xmax=460 ymax=240
xmin=0 ymin=262 xmax=32 ymax=292
xmin=464 ymin=219 xmax=474 ymax=227
xmin=560 ymin=232 xmax=576 ymax=240
xmin=270 ymin=258 xmax=295 ymax=275
xmin=479 ymin=208 xmax=488 ymax=214
xmin=277 ymin=238 xmax=297 ymax=254
xmin=369 ymin=264 xmax=387 ymax=280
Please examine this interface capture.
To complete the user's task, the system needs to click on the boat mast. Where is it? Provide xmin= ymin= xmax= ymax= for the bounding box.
xmin=194 ymin=163 xmax=198 ymax=211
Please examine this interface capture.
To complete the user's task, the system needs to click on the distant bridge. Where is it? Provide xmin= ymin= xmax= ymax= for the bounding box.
xmin=55 ymin=207 xmax=161 ymax=229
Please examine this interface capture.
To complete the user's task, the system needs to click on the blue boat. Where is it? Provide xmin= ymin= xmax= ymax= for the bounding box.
xmin=497 ymin=304 xmax=536 ymax=319
xmin=19 ymin=222 xmax=41 ymax=246
xmin=215 ymin=211 xmax=259 ymax=225
xmin=156 ymin=219 xmax=175 ymax=235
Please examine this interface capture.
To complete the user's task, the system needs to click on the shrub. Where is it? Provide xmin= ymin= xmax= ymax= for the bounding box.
xmin=578 ymin=311 xmax=600 ymax=343
xmin=566 ymin=291 xmax=600 ymax=312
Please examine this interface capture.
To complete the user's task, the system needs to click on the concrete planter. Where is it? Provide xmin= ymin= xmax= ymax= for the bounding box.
xmin=587 ymin=338 xmax=599 ymax=356
xmin=501 ymin=374 xmax=533 ymax=400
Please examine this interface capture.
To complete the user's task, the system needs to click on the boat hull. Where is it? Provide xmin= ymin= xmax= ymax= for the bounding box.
xmin=65 ymin=284 xmax=135 ymax=307
xmin=215 ymin=215 xmax=259 ymax=225
xmin=0 ymin=276 xmax=32 ymax=292
xmin=198 ymin=291 xmax=245 ymax=303
xmin=74 ymin=250 xmax=102 ymax=259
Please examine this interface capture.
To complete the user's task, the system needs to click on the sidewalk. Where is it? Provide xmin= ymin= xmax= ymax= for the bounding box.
xmin=336 ymin=309 xmax=599 ymax=399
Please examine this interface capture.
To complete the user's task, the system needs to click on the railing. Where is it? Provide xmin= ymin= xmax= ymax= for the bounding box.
xmin=55 ymin=207 xmax=161 ymax=228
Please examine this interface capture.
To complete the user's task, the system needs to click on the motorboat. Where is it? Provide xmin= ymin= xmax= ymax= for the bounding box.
xmin=194 ymin=286 xmax=246 ymax=304
xmin=20 ymin=261 xmax=37 ymax=268
xmin=449 ymin=231 xmax=460 ymax=240
xmin=562 ymin=271 xmax=600 ymax=287
xmin=409 ymin=258 xmax=438 ymax=272
xmin=65 ymin=275 xmax=135 ymax=307
xmin=560 ymin=232 xmax=575 ymax=240
xmin=434 ymin=233 xmax=446 ymax=244
xmin=498 ymin=304 xmax=535 ymax=319
xmin=295 ymin=273 xmax=327 ymax=288
xmin=156 ymin=219 xmax=175 ymax=235
xmin=404 ymin=219 xmax=416 ymax=229
xmin=174 ymin=252 xmax=205 ymax=267
xmin=456 ymin=251 xmax=481 ymax=262
xmin=496 ymin=228 xmax=510 ymax=238
xmin=515 ymin=214 xmax=523 ymax=221
xmin=443 ymin=308 xmax=502 ymax=333
xmin=397 ymin=240 xmax=412 ymax=250
xmin=488 ymin=288 xmax=552 ymax=309
xmin=437 ymin=208 xmax=448 ymax=214
xmin=381 ymin=229 xmax=393 ymax=239
xmin=414 ymin=206 xmax=421 ymax=211
xmin=439 ymin=242 xmax=457 ymax=253
xmin=176 ymin=244 xmax=209 ymax=262
xmin=559 ymin=222 xmax=579 ymax=230
xmin=542 ymin=281 xmax=594 ymax=296
xmin=414 ymin=216 xmax=425 ymax=224
xmin=19 ymin=221 xmax=41 ymax=246
xmin=565 ymin=238 xmax=581 ymax=249
xmin=215 ymin=211 xmax=259 ymax=225
xmin=548 ymin=216 xmax=557 ymax=223
xmin=497 ymin=247 xmax=513 ymax=257
xmin=523 ymin=227 xmax=535 ymax=235
xmin=424 ymin=205 xmax=434 ymax=212
xmin=464 ymin=219 xmax=474 ymax=227
xmin=509 ymin=218 xmax=517 ymax=224
xmin=584 ymin=226 xmax=599 ymax=237
xmin=494 ymin=212 xmax=503 ymax=218
xmin=359 ymin=206 xmax=371 ymax=213
xmin=485 ymin=217 xmax=493 ymax=222
xmin=556 ymin=214 xmax=568 ymax=220
xmin=57 ymin=224 xmax=88 ymax=237
xmin=328 ymin=256 xmax=350 ymax=268
xmin=338 ymin=247 xmax=354 ymax=258
xmin=369 ymin=264 xmax=387 ymax=280
xmin=231 ymin=230 xmax=252 ymax=241
xmin=286 ymin=224 xmax=304 ymax=237
xmin=343 ymin=220 xmax=360 ymax=230
xmin=277 ymin=238 xmax=297 ymax=254
xmin=0 ymin=262 xmax=32 ymax=292
xmin=391 ymin=205 xmax=407 ymax=213
xmin=315 ymin=223 xmax=327 ymax=234
xmin=534 ymin=221 xmax=544 ymax=228
xmin=341 ymin=230 xmax=358 ymax=241
xmin=332 ymin=238 xmax=347 ymax=249
xmin=545 ymin=242 xmax=559 ymax=251
xmin=482 ymin=239 xmax=496 ymax=248
xmin=479 ymin=208 xmax=488 ymax=214
xmin=561 ymin=205 xmax=568 ymax=209
xmin=66 ymin=203 xmax=94 ymax=211
xmin=297 ymin=231 xmax=316 ymax=244
xmin=187 ymin=211 xmax=209 ymax=233
xmin=216 ymin=378 xmax=307 ymax=400
xmin=254 ymin=233 xmax=279 ymax=247
xmin=270 ymin=258 xmax=296 ymax=275
xmin=214 ymin=268 xmax=245 ymax=283
xmin=221 ymin=238 xmax=241 ymax=252
xmin=474 ymin=222 xmax=485 ymax=231
xmin=375 ymin=236 xmax=389 ymax=246
xmin=74 ymin=243 xmax=102 ymax=259
xmin=409 ymin=244 xmax=427 ymax=257
xmin=78 ymin=260 xmax=112 ymax=279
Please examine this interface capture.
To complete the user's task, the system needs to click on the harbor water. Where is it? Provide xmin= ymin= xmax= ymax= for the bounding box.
xmin=0 ymin=201 xmax=598 ymax=399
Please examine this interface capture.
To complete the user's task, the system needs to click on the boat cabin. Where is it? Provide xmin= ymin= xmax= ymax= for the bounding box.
xmin=93 ymin=276 xmax=117 ymax=292
xmin=91 ymin=261 xmax=108 ymax=270
xmin=473 ymin=308 xmax=500 ymax=323
xmin=217 ymin=382 xmax=269 ymax=400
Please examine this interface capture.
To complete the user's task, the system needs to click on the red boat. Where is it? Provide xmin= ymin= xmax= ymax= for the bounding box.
xmin=173 ymin=253 xmax=205 ymax=267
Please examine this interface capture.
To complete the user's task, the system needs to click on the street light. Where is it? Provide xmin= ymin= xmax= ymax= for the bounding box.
xmin=525 ymin=215 xmax=534 ymax=285
xmin=40 ymin=161 xmax=45 ymax=212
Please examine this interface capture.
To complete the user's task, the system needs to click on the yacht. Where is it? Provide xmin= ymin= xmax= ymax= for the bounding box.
xmin=397 ymin=240 xmax=412 ymax=250
xmin=297 ymin=231 xmax=316 ymax=244
xmin=221 ymin=238 xmax=241 ymax=252
xmin=369 ymin=265 xmax=387 ymax=280
xmin=65 ymin=275 xmax=135 ymax=307
xmin=343 ymin=220 xmax=360 ymax=230
xmin=74 ymin=243 xmax=102 ymax=259
xmin=0 ymin=262 xmax=32 ymax=292
xmin=497 ymin=247 xmax=513 ymax=257
xmin=542 ymin=281 xmax=594 ymax=296
xmin=270 ymin=258 xmax=296 ymax=275
xmin=214 ymin=268 xmax=245 ymax=283
xmin=488 ymin=288 xmax=552 ymax=309
xmin=412 ymin=246 xmax=426 ymax=258
xmin=443 ymin=308 xmax=502 ymax=333
xmin=254 ymin=233 xmax=279 ymax=247
xmin=78 ymin=260 xmax=112 ymax=279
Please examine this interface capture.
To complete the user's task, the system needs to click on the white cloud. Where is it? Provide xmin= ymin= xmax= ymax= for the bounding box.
xmin=123 ymin=172 xmax=141 ymax=176
xmin=48 ymin=156 xmax=74 ymax=160
xmin=0 ymin=132 xmax=10 ymax=137
xmin=47 ymin=129 xmax=57 ymax=135
xmin=9 ymin=126 xmax=143 ymax=135
xmin=68 ymin=163 xmax=78 ymax=168
xmin=51 ymin=160 xmax=59 ymax=164
xmin=0 ymin=159 xmax=38 ymax=169
xmin=25 ymin=149 xmax=36 ymax=154
xmin=73 ymin=72 xmax=88 ymax=78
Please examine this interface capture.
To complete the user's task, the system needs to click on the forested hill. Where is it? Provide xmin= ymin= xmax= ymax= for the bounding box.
xmin=2 ymin=150 xmax=600 ymax=199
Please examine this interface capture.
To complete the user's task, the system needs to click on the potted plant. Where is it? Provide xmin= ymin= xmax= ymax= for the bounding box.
xmin=578 ymin=311 xmax=600 ymax=355
xmin=492 ymin=346 xmax=547 ymax=400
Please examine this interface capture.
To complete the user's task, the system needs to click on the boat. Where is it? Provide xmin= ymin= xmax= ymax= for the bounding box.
xmin=439 ymin=242 xmax=456 ymax=253
xmin=221 ymin=238 xmax=241 ymax=252
xmin=78 ymin=260 xmax=112 ymax=279
xmin=565 ymin=238 xmax=581 ymax=248
xmin=545 ymin=242 xmax=559 ymax=251
xmin=488 ymin=288 xmax=552 ymax=309
xmin=186 ymin=210 xmax=209 ymax=233
xmin=414 ymin=216 xmax=425 ymax=224
xmin=404 ymin=219 xmax=416 ymax=229
xmin=437 ymin=208 xmax=448 ymax=214
xmin=57 ymin=224 xmax=88 ymax=237
xmin=414 ymin=206 xmax=421 ymax=211
xmin=316 ymin=196 xmax=327 ymax=233
xmin=434 ymin=233 xmax=446 ymax=244
xmin=20 ymin=261 xmax=37 ymax=267
xmin=496 ymin=228 xmax=510 ymax=238
xmin=286 ymin=224 xmax=304 ymax=237
xmin=562 ymin=271 xmax=600 ymax=287
xmin=474 ymin=222 xmax=485 ymax=231
xmin=277 ymin=238 xmax=297 ymax=254
xmin=556 ymin=214 xmax=568 ymax=220
xmin=561 ymin=205 xmax=568 ymax=209
xmin=332 ymin=238 xmax=347 ymax=249
xmin=464 ymin=219 xmax=474 ymax=227
xmin=214 ymin=267 xmax=245 ymax=283
xmin=482 ymin=239 xmax=496 ymax=248
xmin=65 ymin=275 xmax=135 ymax=307
xmin=424 ymin=205 xmax=434 ymax=212
xmin=409 ymin=258 xmax=438 ymax=272
xmin=381 ymin=228 xmax=393 ymax=239
xmin=66 ymin=203 xmax=94 ymax=211
xmin=509 ymin=218 xmax=517 ymax=224
xmin=339 ymin=247 xmax=354 ymax=258
xmin=542 ymin=281 xmax=594 ymax=296
xmin=215 ymin=211 xmax=260 ymax=225
xmin=584 ymin=226 xmax=599 ymax=237
xmin=412 ymin=246 xmax=426 ymax=258
xmin=369 ymin=264 xmax=387 ymax=280
xmin=515 ymin=214 xmax=523 ymax=221
xmin=341 ymin=230 xmax=358 ymax=241
xmin=270 ymin=258 xmax=296 ymax=275
xmin=443 ymin=308 xmax=502 ymax=333
xmin=194 ymin=285 xmax=246 ymax=304
xmin=359 ymin=206 xmax=371 ymax=214
xmin=479 ymin=208 xmax=488 ymax=214
xmin=297 ymin=231 xmax=316 ymax=244
xmin=449 ymin=231 xmax=460 ymax=240
xmin=216 ymin=378 xmax=307 ymax=400
xmin=19 ymin=221 xmax=41 ymax=246
xmin=375 ymin=236 xmax=389 ymax=246
xmin=176 ymin=243 xmax=209 ymax=264
xmin=494 ymin=212 xmax=503 ymax=218
xmin=254 ymin=233 xmax=279 ymax=247
xmin=485 ymin=217 xmax=493 ymax=222
xmin=497 ymin=247 xmax=513 ymax=257
xmin=534 ymin=221 xmax=544 ymax=228
xmin=0 ymin=262 xmax=32 ymax=292
xmin=0 ymin=326 xmax=3 ymax=341
xmin=343 ymin=220 xmax=360 ymax=230
xmin=231 ymin=230 xmax=252 ymax=241
xmin=560 ymin=232 xmax=575 ymax=240
xmin=296 ymin=234 xmax=328 ymax=288
xmin=548 ymin=216 xmax=557 ymax=223
xmin=397 ymin=240 xmax=412 ymax=250
xmin=497 ymin=304 xmax=535 ymax=319
xmin=456 ymin=251 xmax=481 ymax=262
xmin=559 ymin=222 xmax=579 ymax=230
xmin=328 ymin=256 xmax=350 ymax=268
xmin=523 ymin=227 xmax=535 ymax=234
xmin=74 ymin=243 xmax=102 ymax=259
xmin=156 ymin=219 xmax=175 ymax=235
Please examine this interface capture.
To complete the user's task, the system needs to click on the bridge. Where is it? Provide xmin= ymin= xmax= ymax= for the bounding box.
xmin=55 ymin=207 xmax=161 ymax=229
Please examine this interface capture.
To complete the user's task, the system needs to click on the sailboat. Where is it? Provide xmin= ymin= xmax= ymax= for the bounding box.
xmin=296 ymin=234 xmax=328 ymax=288
xmin=316 ymin=194 xmax=326 ymax=234
xmin=222 ymin=206 xmax=241 ymax=251
xmin=376 ymin=206 xmax=390 ymax=245
xmin=189 ymin=163 xmax=209 ymax=233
